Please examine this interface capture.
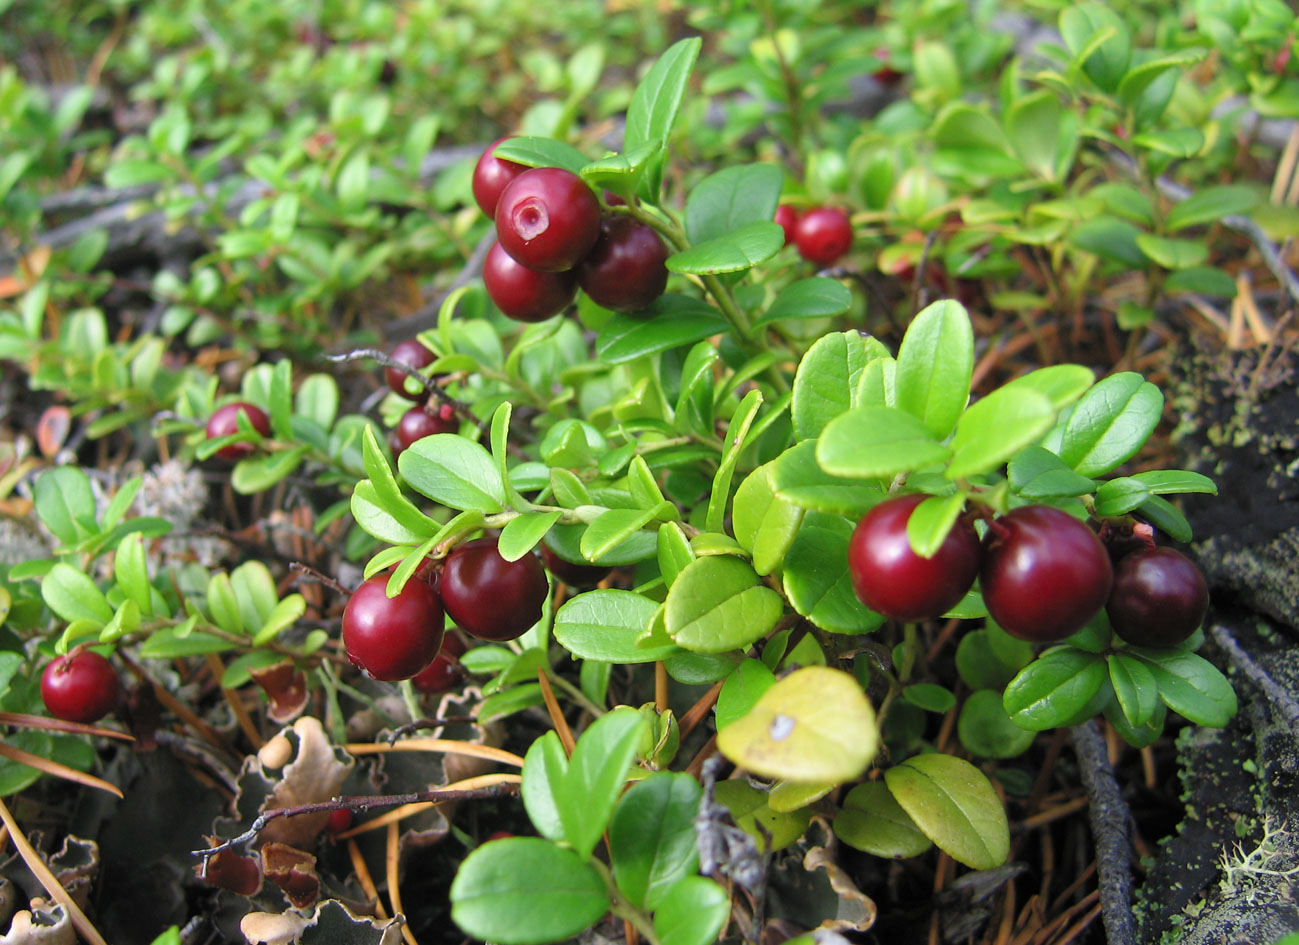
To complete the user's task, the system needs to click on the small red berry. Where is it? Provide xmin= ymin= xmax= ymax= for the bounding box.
xmin=847 ymin=494 xmax=980 ymax=622
xmin=487 ymin=831 xmax=515 ymax=841
xmin=1107 ymin=548 xmax=1208 ymax=648
xmin=576 ymin=217 xmax=669 ymax=311
xmin=793 ymin=207 xmax=853 ymax=266
xmin=774 ymin=205 xmax=801 ymax=246
xmin=395 ymin=404 xmax=457 ymax=454
xmin=342 ymin=576 xmax=445 ymax=681
xmin=483 ymin=241 xmax=577 ymax=322
xmin=440 ymin=538 xmax=549 ymax=642
xmin=495 ymin=167 xmax=601 ymax=272
xmin=41 ymin=649 xmax=121 ymax=724
xmin=472 ymin=137 xmax=529 ymax=218
xmin=411 ymin=633 xmax=468 ymax=694
xmin=980 ymin=506 xmax=1113 ymax=643
xmin=326 ymin=809 xmax=354 ymax=834
xmin=872 ymin=48 xmax=904 ymax=86
xmin=206 ymin=403 xmax=271 ymax=461
xmin=385 ymin=340 xmax=435 ymax=401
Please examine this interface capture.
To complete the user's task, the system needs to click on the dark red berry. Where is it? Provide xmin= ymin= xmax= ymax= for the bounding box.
xmin=487 ymin=831 xmax=515 ymax=841
xmin=774 ymin=205 xmax=801 ymax=246
xmin=411 ymin=633 xmax=467 ymax=694
xmin=483 ymin=241 xmax=577 ymax=322
xmin=980 ymin=506 xmax=1113 ymax=643
xmin=847 ymin=494 xmax=980 ymax=622
xmin=472 ymin=137 xmax=529 ymax=218
xmin=872 ymin=49 xmax=904 ymax=86
xmin=206 ymin=402 xmax=271 ymax=461
xmin=385 ymin=340 xmax=435 ymax=401
xmin=540 ymin=542 xmax=611 ymax=589
xmin=41 ymin=649 xmax=121 ymax=724
xmin=342 ymin=576 xmax=445 ymax=681
xmin=395 ymin=403 xmax=457 ymax=454
xmin=326 ymin=809 xmax=354 ymax=834
xmin=440 ymin=538 xmax=549 ymax=641
xmin=575 ymin=217 xmax=668 ymax=311
xmin=793 ymin=207 xmax=853 ymax=266
xmin=495 ymin=167 xmax=601 ymax=272
xmin=1107 ymin=548 xmax=1208 ymax=648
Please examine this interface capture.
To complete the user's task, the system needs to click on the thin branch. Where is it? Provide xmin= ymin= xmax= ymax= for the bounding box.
xmin=323 ymin=348 xmax=490 ymax=438
xmin=1068 ymin=720 xmax=1137 ymax=945
xmin=1209 ymin=623 xmax=1299 ymax=729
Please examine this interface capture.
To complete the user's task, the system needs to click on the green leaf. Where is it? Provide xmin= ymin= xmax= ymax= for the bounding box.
xmin=1058 ymin=372 xmax=1163 ymax=477
xmin=269 ymin=359 xmax=293 ymax=441
xmin=758 ymin=278 xmax=853 ymax=326
xmin=624 ymin=37 xmax=702 ymax=152
xmin=139 ymin=628 xmax=230 ymax=659
xmin=705 ymin=388 xmax=763 ymax=535
xmin=254 ymin=594 xmax=306 ymax=645
xmin=834 ymin=781 xmax=933 ymax=858
xmin=478 ymin=683 xmax=545 ymax=724
xmin=957 ymin=689 xmax=1037 ymax=759
xmin=905 ymin=493 xmax=967 ymax=559
xmin=1129 ymin=469 xmax=1217 ymax=496
xmin=562 ymin=708 xmax=648 ymax=857
xmin=653 ymin=877 xmax=729 ymax=945
xmin=230 ymin=560 xmax=278 ymax=632
xmin=499 ymin=511 xmax=563 ymax=562
xmin=33 ymin=467 xmax=96 ymax=545
xmin=103 ymin=160 xmax=171 ymax=188
xmin=1002 ymin=648 xmax=1107 ymax=730
xmin=783 ymin=513 xmax=885 ymax=635
xmin=947 ymin=387 xmax=1055 ymax=480
xmin=716 ymin=659 xmax=777 ymax=730
xmin=351 ymin=481 xmax=430 ymax=545
xmin=1129 ymin=649 xmax=1237 ymax=727
xmin=1070 ymin=217 xmax=1148 ymax=268
xmin=817 ymin=407 xmax=951 ymax=479
xmin=1008 ymin=446 xmax=1096 ymax=498
xmin=1134 ymin=494 xmax=1193 ymax=542
xmin=664 ymin=555 xmax=784 ymax=653
xmin=1164 ymin=267 xmax=1238 ymax=297
xmin=1108 ymin=653 xmax=1159 ymax=727
xmin=580 ymin=506 xmax=666 ymax=562
xmin=450 ymin=838 xmax=609 ymax=945
xmin=732 ymin=463 xmax=805 ymax=577
xmin=579 ymin=142 xmax=660 ymax=197
xmin=609 ymin=772 xmax=702 ymax=910
xmin=295 ymin=374 xmax=339 ymax=430
xmin=400 ymin=434 xmax=506 ymax=513
xmin=895 ymin=300 xmax=973 ymax=440
xmin=1002 ymin=365 xmax=1095 ymax=411
xmin=492 ymin=136 xmax=589 ymax=175
xmin=595 ymin=295 xmax=729 ymax=364
xmin=521 ymin=731 xmax=568 ymax=842
xmin=1093 ymin=477 xmax=1151 ymax=516
xmin=665 ymin=222 xmax=784 ymax=275
xmin=231 ymin=446 xmax=308 ymax=495
xmin=791 ymin=330 xmax=888 ymax=442
xmin=42 ymin=564 xmax=113 ymax=626
xmin=1165 ymin=184 xmax=1258 ymax=232
xmin=1135 ymin=233 xmax=1210 ymax=269
xmin=1059 ymin=3 xmax=1131 ymax=92
xmin=206 ymin=572 xmax=244 ymax=635
xmin=685 ymin=164 xmax=783 ymax=246
xmin=362 ymin=426 xmax=437 ymax=537
xmin=114 ymin=533 xmax=153 ymax=617
xmin=770 ymin=440 xmax=886 ymax=517
xmin=712 ymin=779 xmax=811 ymax=849
xmin=884 ymin=753 xmax=1010 ymax=869
xmin=717 ymin=666 xmax=878 ymax=783
xmin=1006 ymin=90 xmax=1064 ymax=180
xmin=1132 ymin=128 xmax=1204 ymax=158
xmin=554 ymin=590 xmax=679 ymax=663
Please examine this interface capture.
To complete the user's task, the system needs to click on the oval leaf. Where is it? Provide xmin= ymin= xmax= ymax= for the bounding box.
xmin=664 ymin=556 xmax=783 ymax=653
xmin=884 ymin=754 xmax=1009 ymax=870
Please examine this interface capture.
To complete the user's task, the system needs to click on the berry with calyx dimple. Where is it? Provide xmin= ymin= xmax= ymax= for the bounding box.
xmin=981 ymin=505 xmax=1113 ymax=642
xmin=342 ymin=576 xmax=445 ymax=681
xmin=440 ymin=538 xmax=549 ymax=641
xmin=847 ymin=494 xmax=980 ymax=622
xmin=385 ymin=340 xmax=435 ymax=401
xmin=206 ymin=403 xmax=271 ymax=461
xmin=395 ymin=403 xmax=457 ymax=454
xmin=495 ymin=167 xmax=601 ymax=272
xmin=576 ymin=217 xmax=668 ymax=311
xmin=472 ymin=137 xmax=528 ymax=217
xmin=793 ymin=207 xmax=853 ymax=266
xmin=41 ymin=649 xmax=121 ymax=723
xmin=1107 ymin=547 xmax=1208 ymax=648
xmin=775 ymin=205 xmax=801 ymax=246
xmin=411 ymin=633 xmax=467 ymax=694
xmin=483 ymin=241 xmax=577 ymax=322
xmin=540 ymin=542 xmax=611 ymax=589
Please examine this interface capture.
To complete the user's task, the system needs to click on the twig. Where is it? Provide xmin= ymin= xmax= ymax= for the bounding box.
xmin=323 ymin=348 xmax=489 ymax=437
xmin=1068 ymin=721 xmax=1137 ymax=945
xmin=1209 ymin=624 xmax=1299 ymax=729
xmin=289 ymin=562 xmax=352 ymax=597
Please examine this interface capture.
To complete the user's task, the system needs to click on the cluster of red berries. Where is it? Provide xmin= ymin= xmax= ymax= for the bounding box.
xmin=848 ymin=495 xmax=1209 ymax=647
xmin=775 ymin=204 xmax=854 ymax=267
xmin=341 ymin=537 xmax=549 ymax=682
xmin=383 ymin=338 xmax=457 ymax=458
xmin=473 ymin=138 xmax=669 ymax=320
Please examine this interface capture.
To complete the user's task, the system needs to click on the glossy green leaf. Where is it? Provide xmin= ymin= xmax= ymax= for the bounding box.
xmin=400 ymin=434 xmax=506 ymax=513
xmin=1007 ymin=446 xmax=1096 ymax=498
xmin=521 ymin=731 xmax=567 ymax=843
xmin=206 ymin=572 xmax=244 ymax=635
xmin=1129 ymin=648 xmax=1237 ymax=727
xmin=492 ymin=136 xmax=589 ymax=175
xmin=817 ymin=407 xmax=951 ymax=479
xmin=834 ymin=781 xmax=932 ymax=859
xmin=705 ymin=388 xmax=763 ymax=535
xmin=1001 ymin=365 xmax=1094 ymax=410
xmin=904 ymin=683 xmax=956 ymax=714
xmin=685 ymin=164 xmax=783 ymax=246
xmin=478 ymin=684 xmax=546 ymax=724
xmin=884 ymin=753 xmax=1010 ymax=869
xmin=1002 ymin=648 xmax=1107 ymax=730
xmin=1070 ymin=217 xmax=1147 ymax=268
xmin=231 ymin=446 xmax=308 ymax=495
xmin=595 ymin=295 xmax=729 ymax=364
xmin=33 ymin=467 xmax=96 ymax=545
xmin=554 ymin=590 xmax=678 ymax=663
xmin=1059 ymin=3 xmax=1131 ymax=92
xmin=895 ymin=299 xmax=973 ymax=440
xmin=731 ymin=463 xmax=804 ymax=576
xmin=498 ymin=511 xmax=563 ymax=562
xmin=624 ymin=38 xmax=702 ymax=152
xmin=42 ymin=564 xmax=112 ymax=626
xmin=771 ymin=440 xmax=886 ymax=517
xmin=1134 ymin=494 xmax=1193 ymax=543
xmin=665 ymin=221 xmax=784 ymax=275
xmin=139 ymin=629 xmax=230 ymax=659
xmin=905 ymin=493 xmax=967 ymax=559
xmin=782 ymin=512 xmax=884 ymax=635
xmin=1135 ymin=233 xmax=1210 ymax=269
xmin=609 ymin=772 xmax=702 ymax=909
xmin=1165 ymin=184 xmax=1258 ymax=232
xmin=947 ymin=387 xmax=1055 ymax=480
xmin=563 ymin=708 xmax=648 ymax=857
xmin=712 ymin=779 xmax=811 ymax=850
xmin=1093 ymin=477 xmax=1151 ymax=516
xmin=1058 ymin=372 xmax=1163 ymax=477
xmin=757 ymin=277 xmax=853 ymax=326
xmin=958 ymin=689 xmax=1037 ymax=758
xmin=791 ymin=330 xmax=887 ymax=441
xmin=653 ymin=877 xmax=729 ymax=945
xmin=351 ymin=481 xmax=428 ymax=545
xmin=1108 ymin=653 xmax=1159 ymax=728
xmin=955 ymin=629 xmax=1034 ymax=691
xmin=230 ymin=561 xmax=278 ymax=632
xmin=114 ymin=533 xmax=152 ymax=617
xmin=1006 ymin=90 xmax=1063 ymax=180
xmin=1132 ymin=128 xmax=1204 ymax=158
xmin=664 ymin=555 xmax=783 ymax=653
xmin=716 ymin=659 xmax=777 ymax=731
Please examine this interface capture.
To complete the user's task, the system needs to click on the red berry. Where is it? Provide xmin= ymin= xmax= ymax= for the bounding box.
xmin=1107 ymin=548 xmax=1208 ymax=648
xmin=395 ymin=404 xmax=457 ymax=454
xmin=326 ymin=809 xmax=354 ymax=834
xmin=872 ymin=49 xmax=904 ymax=86
xmin=980 ymin=506 xmax=1113 ymax=643
xmin=472 ymin=137 xmax=529 ymax=218
xmin=41 ymin=650 xmax=121 ymax=724
xmin=540 ymin=542 xmax=611 ymax=589
xmin=440 ymin=538 xmax=549 ymax=641
xmin=495 ymin=167 xmax=601 ymax=272
xmin=487 ymin=831 xmax=515 ymax=841
xmin=205 ymin=402 xmax=271 ymax=461
xmin=847 ymin=494 xmax=980 ymax=622
xmin=774 ymin=205 xmax=801 ymax=246
xmin=576 ymin=217 xmax=668 ymax=311
xmin=483 ymin=242 xmax=577 ymax=322
xmin=793 ymin=207 xmax=853 ymax=266
xmin=385 ymin=340 xmax=435 ymax=401
xmin=411 ymin=633 xmax=467 ymax=694
xmin=342 ymin=576 xmax=445 ymax=681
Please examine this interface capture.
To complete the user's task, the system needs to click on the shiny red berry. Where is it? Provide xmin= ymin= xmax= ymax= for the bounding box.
xmin=576 ymin=217 xmax=668 ymax=311
xmin=793 ymin=207 xmax=853 ymax=266
xmin=440 ymin=538 xmax=549 ymax=641
xmin=495 ymin=167 xmax=601 ymax=272
xmin=774 ymin=205 xmax=801 ymax=246
xmin=385 ymin=340 xmax=435 ymax=401
xmin=205 ymin=402 xmax=271 ymax=461
xmin=1107 ymin=548 xmax=1208 ymax=648
xmin=472 ymin=137 xmax=529 ymax=218
xmin=326 ymin=809 xmax=354 ymax=834
xmin=847 ymin=494 xmax=980 ymax=622
xmin=980 ymin=506 xmax=1113 ymax=642
xmin=540 ymin=542 xmax=611 ymax=589
xmin=411 ymin=633 xmax=467 ymax=694
xmin=342 ymin=576 xmax=445 ymax=681
xmin=395 ymin=404 xmax=457 ymax=454
xmin=483 ymin=241 xmax=577 ymax=322
xmin=41 ymin=650 xmax=121 ymax=724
